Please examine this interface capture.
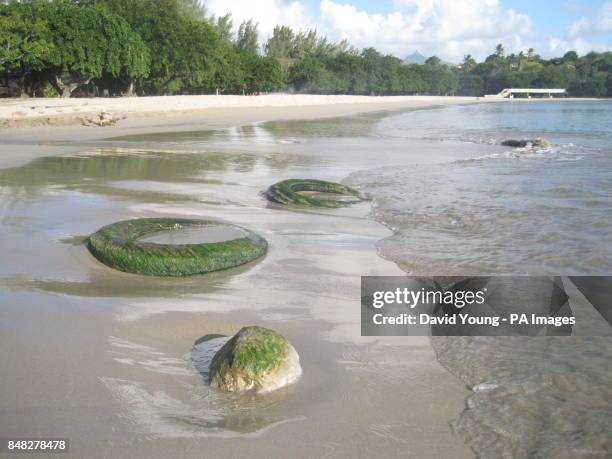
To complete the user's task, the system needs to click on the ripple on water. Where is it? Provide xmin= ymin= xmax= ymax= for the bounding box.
xmin=101 ymin=336 xmax=302 ymax=438
xmin=348 ymin=103 xmax=612 ymax=458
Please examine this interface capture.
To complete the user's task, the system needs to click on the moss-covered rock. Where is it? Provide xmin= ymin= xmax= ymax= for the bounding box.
xmin=87 ymin=218 xmax=267 ymax=277
xmin=209 ymin=326 xmax=302 ymax=393
xmin=265 ymin=178 xmax=362 ymax=208
xmin=501 ymin=138 xmax=550 ymax=148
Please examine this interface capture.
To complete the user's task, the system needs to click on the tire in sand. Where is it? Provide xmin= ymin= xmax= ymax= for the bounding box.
xmin=87 ymin=218 xmax=267 ymax=277
xmin=265 ymin=179 xmax=362 ymax=208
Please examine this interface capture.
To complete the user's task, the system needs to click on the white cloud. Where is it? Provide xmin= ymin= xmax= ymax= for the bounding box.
xmin=203 ymin=0 xmax=609 ymax=60
xmin=546 ymin=1 xmax=612 ymax=56
xmin=318 ymin=0 xmax=533 ymax=61
xmin=205 ymin=0 xmax=313 ymax=43
xmin=567 ymin=1 xmax=612 ymax=38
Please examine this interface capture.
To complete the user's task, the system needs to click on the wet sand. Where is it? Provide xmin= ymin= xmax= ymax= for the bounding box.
xmin=0 ymin=103 xmax=487 ymax=457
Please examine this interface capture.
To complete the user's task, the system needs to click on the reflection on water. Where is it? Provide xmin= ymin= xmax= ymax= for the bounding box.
xmin=140 ymin=225 xmax=247 ymax=245
xmin=0 ymin=149 xmax=254 ymax=188
xmin=106 ymin=112 xmax=388 ymax=145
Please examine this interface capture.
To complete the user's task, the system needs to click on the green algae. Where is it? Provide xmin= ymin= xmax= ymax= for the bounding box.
xmin=209 ymin=326 xmax=300 ymax=393
xmin=265 ymin=178 xmax=362 ymax=208
xmin=87 ymin=218 xmax=267 ymax=277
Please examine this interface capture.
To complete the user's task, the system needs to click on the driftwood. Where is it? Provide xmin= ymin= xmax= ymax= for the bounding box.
xmin=81 ymin=111 xmax=125 ymax=127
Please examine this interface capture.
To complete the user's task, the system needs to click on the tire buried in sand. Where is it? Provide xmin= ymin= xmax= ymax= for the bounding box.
xmin=265 ymin=179 xmax=362 ymax=208
xmin=87 ymin=218 xmax=267 ymax=277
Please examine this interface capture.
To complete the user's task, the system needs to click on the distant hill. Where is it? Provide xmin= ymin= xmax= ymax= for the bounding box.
xmin=404 ymin=51 xmax=428 ymax=64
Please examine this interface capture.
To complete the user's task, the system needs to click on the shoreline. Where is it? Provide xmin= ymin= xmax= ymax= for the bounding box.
xmin=0 ymin=95 xmax=487 ymax=169
xmin=0 ymin=94 xmax=599 ymax=131
xmin=0 ymin=94 xmax=485 ymax=129
xmin=0 ymin=99 xmax=496 ymax=457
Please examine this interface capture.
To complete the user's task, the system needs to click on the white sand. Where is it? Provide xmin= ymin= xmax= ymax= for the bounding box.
xmin=0 ymin=94 xmax=483 ymax=127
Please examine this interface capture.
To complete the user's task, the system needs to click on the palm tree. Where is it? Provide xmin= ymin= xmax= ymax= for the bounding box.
xmin=495 ymin=43 xmax=505 ymax=58
xmin=527 ymin=48 xmax=535 ymax=60
xmin=518 ymin=51 xmax=525 ymax=70
xmin=462 ymin=54 xmax=476 ymax=71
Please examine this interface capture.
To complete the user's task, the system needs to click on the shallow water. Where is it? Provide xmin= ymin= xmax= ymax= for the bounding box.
xmin=348 ymin=101 xmax=612 ymax=457
xmin=0 ymin=113 xmax=476 ymax=457
xmin=1 ymin=101 xmax=610 ymax=458
xmin=140 ymin=225 xmax=247 ymax=244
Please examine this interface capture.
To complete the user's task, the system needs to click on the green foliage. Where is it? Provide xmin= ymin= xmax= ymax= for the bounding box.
xmin=0 ymin=5 xmax=52 ymax=73
xmin=243 ymin=54 xmax=285 ymax=93
xmin=456 ymin=45 xmax=612 ymax=97
xmin=1 ymin=4 xmax=610 ymax=98
xmin=208 ymin=14 xmax=233 ymax=42
xmin=1 ymin=1 xmax=149 ymax=96
xmin=87 ymin=218 xmax=268 ymax=277
xmin=99 ymin=0 xmax=219 ymax=94
xmin=265 ymin=179 xmax=362 ymax=208
xmin=236 ymin=19 xmax=259 ymax=55
xmin=266 ymin=26 xmax=355 ymax=62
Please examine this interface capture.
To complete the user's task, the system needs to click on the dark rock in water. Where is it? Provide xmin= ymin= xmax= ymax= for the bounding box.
xmin=209 ymin=326 xmax=301 ymax=393
xmin=501 ymin=138 xmax=550 ymax=148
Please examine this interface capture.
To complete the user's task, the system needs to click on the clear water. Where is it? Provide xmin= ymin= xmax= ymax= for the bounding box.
xmin=350 ymin=101 xmax=612 ymax=276
xmin=348 ymin=101 xmax=612 ymax=457
xmin=140 ymin=225 xmax=247 ymax=245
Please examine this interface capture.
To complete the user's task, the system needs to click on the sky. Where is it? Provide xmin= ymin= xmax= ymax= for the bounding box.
xmin=204 ymin=0 xmax=612 ymax=62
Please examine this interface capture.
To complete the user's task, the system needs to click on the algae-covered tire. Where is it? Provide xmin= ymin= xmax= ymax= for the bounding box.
xmin=265 ymin=179 xmax=362 ymax=208
xmin=87 ymin=218 xmax=267 ymax=277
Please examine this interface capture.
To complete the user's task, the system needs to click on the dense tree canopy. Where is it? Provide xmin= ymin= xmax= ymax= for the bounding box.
xmin=454 ymin=45 xmax=612 ymax=97
xmin=1 ymin=1 xmax=149 ymax=96
xmin=1 ymin=1 xmax=610 ymax=98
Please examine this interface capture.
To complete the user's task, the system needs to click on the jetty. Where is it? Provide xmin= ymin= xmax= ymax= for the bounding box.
xmin=485 ymin=88 xmax=566 ymax=99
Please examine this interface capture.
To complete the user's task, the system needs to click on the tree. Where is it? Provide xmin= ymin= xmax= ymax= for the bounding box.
xmin=495 ymin=43 xmax=505 ymax=58
xmin=4 ymin=2 xmax=150 ymax=97
xmin=265 ymin=25 xmax=295 ymax=59
xmin=527 ymin=47 xmax=535 ymax=59
xmin=210 ymin=14 xmax=233 ymax=42
xmin=462 ymin=54 xmax=476 ymax=72
xmin=243 ymin=54 xmax=284 ymax=93
xmin=237 ymin=20 xmax=259 ymax=54
xmin=288 ymin=55 xmax=327 ymax=92
xmin=425 ymin=56 xmax=442 ymax=66
xmin=0 ymin=4 xmax=51 ymax=75
xmin=563 ymin=51 xmax=578 ymax=62
xmin=99 ymin=0 xmax=218 ymax=94
xmin=179 ymin=0 xmax=206 ymax=20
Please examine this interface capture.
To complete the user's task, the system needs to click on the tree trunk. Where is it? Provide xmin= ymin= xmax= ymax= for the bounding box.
xmin=52 ymin=74 xmax=91 ymax=98
xmin=125 ymin=79 xmax=135 ymax=96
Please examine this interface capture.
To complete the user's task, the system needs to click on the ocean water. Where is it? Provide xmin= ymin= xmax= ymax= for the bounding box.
xmin=348 ymin=101 xmax=612 ymax=457
xmin=350 ymin=101 xmax=612 ymax=276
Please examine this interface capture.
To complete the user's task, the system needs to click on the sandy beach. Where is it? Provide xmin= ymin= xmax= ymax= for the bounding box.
xmin=0 ymin=94 xmax=487 ymax=129
xmin=0 ymin=95 xmax=487 ymax=457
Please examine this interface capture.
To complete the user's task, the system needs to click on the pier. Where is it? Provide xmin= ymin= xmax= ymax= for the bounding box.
xmin=485 ymin=88 xmax=567 ymax=99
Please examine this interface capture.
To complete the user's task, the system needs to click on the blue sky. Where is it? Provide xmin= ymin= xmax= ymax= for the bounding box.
xmin=205 ymin=0 xmax=612 ymax=61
